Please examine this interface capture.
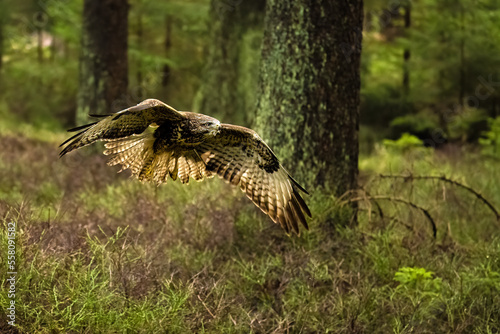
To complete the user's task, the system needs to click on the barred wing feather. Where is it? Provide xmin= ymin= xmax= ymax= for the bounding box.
xmin=197 ymin=124 xmax=311 ymax=234
xmin=59 ymin=99 xmax=182 ymax=157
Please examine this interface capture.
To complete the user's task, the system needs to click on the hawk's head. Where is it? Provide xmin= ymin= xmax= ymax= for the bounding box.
xmin=202 ymin=117 xmax=221 ymax=137
xmin=180 ymin=112 xmax=221 ymax=143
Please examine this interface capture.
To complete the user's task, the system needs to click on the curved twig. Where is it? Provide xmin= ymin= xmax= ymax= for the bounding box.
xmin=344 ymin=195 xmax=437 ymax=238
xmin=379 ymin=174 xmax=500 ymax=222
xmin=364 ymin=190 xmax=384 ymax=220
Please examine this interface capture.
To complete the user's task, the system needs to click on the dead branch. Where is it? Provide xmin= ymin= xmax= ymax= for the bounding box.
xmin=344 ymin=195 xmax=437 ymax=238
xmin=379 ymin=174 xmax=500 ymax=222
xmin=364 ymin=190 xmax=384 ymax=220
xmin=357 ymin=208 xmax=412 ymax=231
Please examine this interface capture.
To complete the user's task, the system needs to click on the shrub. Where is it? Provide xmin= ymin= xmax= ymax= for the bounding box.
xmin=479 ymin=116 xmax=500 ymax=157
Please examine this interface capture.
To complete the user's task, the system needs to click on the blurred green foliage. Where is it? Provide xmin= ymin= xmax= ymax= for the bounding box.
xmin=480 ymin=116 xmax=500 ymax=156
xmin=383 ymin=133 xmax=427 ymax=152
xmin=0 ymin=0 xmax=209 ymax=128
xmin=394 ymin=267 xmax=442 ymax=294
xmin=389 ymin=112 xmax=440 ymax=140
xmin=1 ymin=0 xmax=500 ymax=146
xmin=362 ymin=0 xmax=500 ymax=145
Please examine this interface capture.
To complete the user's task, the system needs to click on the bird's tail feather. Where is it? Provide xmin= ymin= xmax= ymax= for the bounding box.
xmin=104 ymin=134 xmax=209 ymax=184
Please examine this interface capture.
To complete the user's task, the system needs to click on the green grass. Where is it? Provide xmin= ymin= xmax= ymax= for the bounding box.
xmin=1 ymin=123 xmax=500 ymax=333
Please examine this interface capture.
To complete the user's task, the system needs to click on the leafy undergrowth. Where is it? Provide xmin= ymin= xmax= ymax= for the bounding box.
xmin=0 ymin=130 xmax=500 ymax=333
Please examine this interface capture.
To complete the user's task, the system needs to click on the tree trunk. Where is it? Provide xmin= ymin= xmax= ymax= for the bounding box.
xmin=0 ymin=15 xmax=3 ymax=73
xmin=403 ymin=3 xmax=411 ymax=94
xmin=458 ymin=3 xmax=465 ymax=107
xmin=161 ymin=15 xmax=172 ymax=88
xmin=136 ymin=13 xmax=144 ymax=100
xmin=77 ymin=0 xmax=129 ymax=124
xmin=37 ymin=30 xmax=43 ymax=63
xmin=255 ymin=0 xmax=363 ymax=198
xmin=195 ymin=0 xmax=265 ymax=125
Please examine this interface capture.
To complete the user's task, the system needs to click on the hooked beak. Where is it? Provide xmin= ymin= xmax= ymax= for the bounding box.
xmin=211 ymin=123 xmax=221 ymax=136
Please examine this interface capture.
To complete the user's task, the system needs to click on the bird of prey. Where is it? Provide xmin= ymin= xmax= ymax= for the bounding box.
xmin=60 ymin=99 xmax=311 ymax=234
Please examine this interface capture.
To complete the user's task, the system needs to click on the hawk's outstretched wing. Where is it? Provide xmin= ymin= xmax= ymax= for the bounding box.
xmin=59 ymin=99 xmax=183 ymax=157
xmin=60 ymin=102 xmax=311 ymax=235
xmin=196 ymin=124 xmax=311 ymax=234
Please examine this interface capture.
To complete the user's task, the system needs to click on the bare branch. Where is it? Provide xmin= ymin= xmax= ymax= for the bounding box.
xmin=344 ymin=195 xmax=437 ymax=238
xmin=379 ymin=174 xmax=500 ymax=222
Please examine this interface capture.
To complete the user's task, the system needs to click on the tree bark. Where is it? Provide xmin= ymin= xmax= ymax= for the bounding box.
xmin=195 ymin=0 xmax=265 ymax=125
xmin=255 ymin=0 xmax=363 ymax=198
xmin=77 ymin=0 xmax=129 ymax=124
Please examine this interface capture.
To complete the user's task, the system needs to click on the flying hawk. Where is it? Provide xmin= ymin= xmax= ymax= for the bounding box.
xmin=60 ymin=99 xmax=311 ymax=234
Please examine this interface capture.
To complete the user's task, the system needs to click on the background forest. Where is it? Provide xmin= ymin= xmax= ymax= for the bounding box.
xmin=1 ymin=0 xmax=500 ymax=333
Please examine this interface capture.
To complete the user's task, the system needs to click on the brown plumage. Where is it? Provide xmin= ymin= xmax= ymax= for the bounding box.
xmin=60 ymin=99 xmax=311 ymax=234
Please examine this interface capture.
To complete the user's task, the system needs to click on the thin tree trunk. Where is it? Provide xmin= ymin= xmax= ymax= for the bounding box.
xmin=37 ymin=28 xmax=43 ymax=63
xmin=403 ymin=3 xmax=411 ymax=94
xmin=459 ymin=3 xmax=465 ymax=107
xmin=0 ymin=15 xmax=3 ymax=73
xmin=162 ymin=15 xmax=172 ymax=88
xmin=255 ymin=0 xmax=363 ymax=199
xmin=195 ymin=0 xmax=265 ymax=124
xmin=49 ymin=34 xmax=56 ymax=62
xmin=136 ymin=13 xmax=144 ymax=100
xmin=34 ymin=11 xmax=44 ymax=63
xmin=77 ymin=0 xmax=129 ymax=124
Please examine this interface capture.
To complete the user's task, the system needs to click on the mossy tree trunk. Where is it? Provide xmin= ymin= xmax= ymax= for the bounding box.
xmin=77 ymin=0 xmax=129 ymax=124
xmin=255 ymin=0 xmax=363 ymax=198
xmin=195 ymin=0 xmax=265 ymax=125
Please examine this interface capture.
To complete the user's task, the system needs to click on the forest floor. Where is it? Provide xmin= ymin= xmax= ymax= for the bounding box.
xmin=0 ymin=122 xmax=500 ymax=333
